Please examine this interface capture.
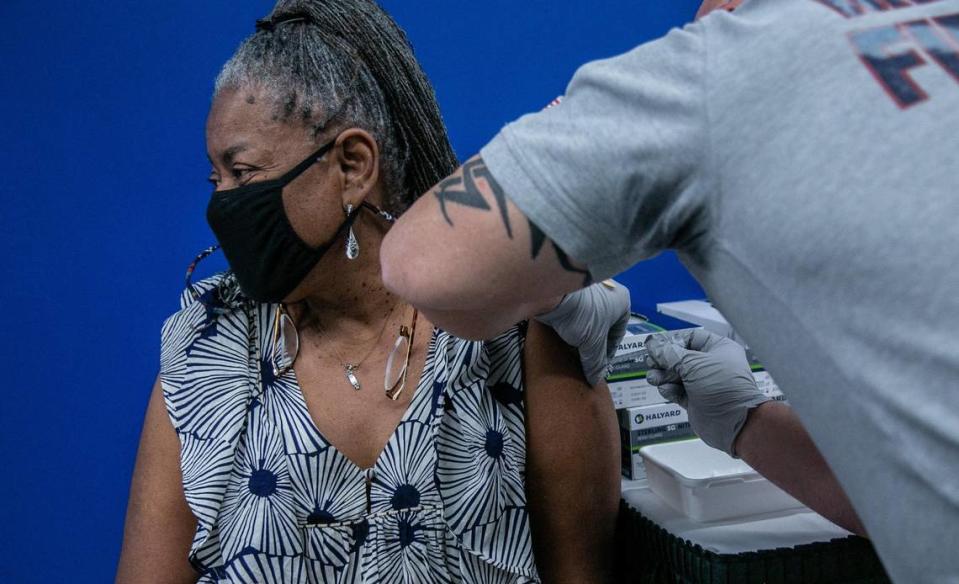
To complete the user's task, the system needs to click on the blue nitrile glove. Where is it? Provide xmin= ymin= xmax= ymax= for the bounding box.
xmin=536 ymin=280 xmax=631 ymax=386
xmin=644 ymin=329 xmax=771 ymax=457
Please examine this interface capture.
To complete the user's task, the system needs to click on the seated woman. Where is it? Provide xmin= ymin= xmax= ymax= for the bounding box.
xmin=116 ymin=1 xmax=620 ymax=582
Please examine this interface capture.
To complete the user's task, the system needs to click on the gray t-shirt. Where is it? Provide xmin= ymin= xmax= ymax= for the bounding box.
xmin=481 ymin=0 xmax=959 ymax=581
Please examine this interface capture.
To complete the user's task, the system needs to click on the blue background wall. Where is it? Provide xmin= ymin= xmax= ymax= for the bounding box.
xmin=0 ymin=1 xmax=703 ymax=580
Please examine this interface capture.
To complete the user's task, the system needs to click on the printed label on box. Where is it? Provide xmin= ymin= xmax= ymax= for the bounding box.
xmin=618 ymin=403 xmax=696 ymax=479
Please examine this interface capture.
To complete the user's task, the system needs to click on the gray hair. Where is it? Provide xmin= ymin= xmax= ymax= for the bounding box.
xmin=214 ymin=0 xmax=458 ymax=214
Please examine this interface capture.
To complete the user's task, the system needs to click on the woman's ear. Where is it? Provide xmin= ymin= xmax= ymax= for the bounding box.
xmin=334 ymin=128 xmax=381 ymax=209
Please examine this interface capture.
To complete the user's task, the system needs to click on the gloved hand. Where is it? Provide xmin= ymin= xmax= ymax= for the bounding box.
xmin=536 ymin=280 xmax=631 ymax=386
xmin=644 ymin=329 xmax=771 ymax=457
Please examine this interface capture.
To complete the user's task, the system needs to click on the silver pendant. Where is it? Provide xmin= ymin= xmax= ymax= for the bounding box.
xmin=345 ymin=204 xmax=360 ymax=260
xmin=345 ymin=364 xmax=361 ymax=390
xmin=346 ymin=227 xmax=360 ymax=260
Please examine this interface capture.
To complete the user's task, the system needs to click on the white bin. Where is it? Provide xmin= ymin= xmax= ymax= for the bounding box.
xmin=640 ymin=439 xmax=805 ymax=523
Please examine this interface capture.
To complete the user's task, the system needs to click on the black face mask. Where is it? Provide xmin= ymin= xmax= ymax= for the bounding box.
xmin=206 ymin=138 xmax=383 ymax=303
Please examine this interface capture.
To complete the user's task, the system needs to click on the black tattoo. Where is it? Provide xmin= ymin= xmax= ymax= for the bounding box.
xmin=435 ymin=159 xmax=513 ymax=238
xmin=436 ymin=157 xmax=593 ymax=287
xmin=470 ymin=161 xmax=512 ymax=238
xmin=529 ymin=220 xmax=547 ymax=259
xmin=553 ymin=242 xmax=594 ymax=287
xmin=435 ymin=174 xmax=489 ymax=222
xmin=528 ymin=217 xmax=593 ymax=286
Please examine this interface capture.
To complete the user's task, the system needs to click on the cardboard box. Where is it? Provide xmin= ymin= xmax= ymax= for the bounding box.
xmin=608 ymin=312 xmax=787 ymax=407
xmin=611 ymin=367 xmax=785 ymax=411
xmin=618 ymin=403 xmax=697 ymax=480
xmin=608 ymin=377 xmax=670 ymax=410
xmin=754 ymin=370 xmax=786 ymax=402
xmin=606 ymin=316 xmax=701 ymax=410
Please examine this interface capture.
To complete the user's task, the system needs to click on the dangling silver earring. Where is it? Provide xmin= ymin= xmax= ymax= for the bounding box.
xmin=345 ymin=204 xmax=360 ymax=260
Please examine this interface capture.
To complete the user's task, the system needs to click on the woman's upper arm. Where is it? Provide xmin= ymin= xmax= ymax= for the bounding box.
xmin=522 ymin=322 xmax=621 ymax=584
xmin=116 ymin=376 xmax=198 ymax=584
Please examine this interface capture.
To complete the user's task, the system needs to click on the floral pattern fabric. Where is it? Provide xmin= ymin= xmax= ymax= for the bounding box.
xmin=159 ymin=276 xmax=539 ymax=583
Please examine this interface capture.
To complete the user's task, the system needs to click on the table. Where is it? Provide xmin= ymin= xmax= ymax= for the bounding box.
xmin=617 ymin=480 xmax=892 ymax=583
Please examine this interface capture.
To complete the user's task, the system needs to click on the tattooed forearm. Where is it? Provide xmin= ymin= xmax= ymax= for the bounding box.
xmin=435 ymin=158 xmax=513 ymax=238
xmin=528 ymin=218 xmax=593 ymax=287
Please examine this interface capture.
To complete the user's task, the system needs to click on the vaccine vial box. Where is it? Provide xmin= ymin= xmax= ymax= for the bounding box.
xmin=618 ymin=403 xmax=697 ymax=480
xmin=606 ymin=320 xmax=702 ymax=410
xmin=606 ymin=317 xmax=786 ymax=410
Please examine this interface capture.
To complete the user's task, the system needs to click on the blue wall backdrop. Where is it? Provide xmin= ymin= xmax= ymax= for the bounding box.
xmin=0 ymin=1 xmax=703 ymax=580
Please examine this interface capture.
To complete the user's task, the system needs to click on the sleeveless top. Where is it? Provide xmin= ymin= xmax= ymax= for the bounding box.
xmin=159 ymin=275 xmax=540 ymax=583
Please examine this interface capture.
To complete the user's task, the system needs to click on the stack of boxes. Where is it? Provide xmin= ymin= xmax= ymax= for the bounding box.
xmin=609 ymin=311 xmax=785 ymax=481
xmin=608 ymin=317 xmax=699 ymax=480
xmin=617 ymin=402 xmax=693 ymax=480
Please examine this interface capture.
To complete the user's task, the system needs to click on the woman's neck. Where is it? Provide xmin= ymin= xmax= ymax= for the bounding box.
xmin=294 ymin=215 xmax=403 ymax=337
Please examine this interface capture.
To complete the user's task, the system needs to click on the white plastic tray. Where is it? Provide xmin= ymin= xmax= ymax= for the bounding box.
xmin=640 ymin=439 xmax=804 ymax=523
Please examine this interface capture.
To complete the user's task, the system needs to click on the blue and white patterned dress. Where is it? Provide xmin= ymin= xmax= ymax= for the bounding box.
xmin=159 ymin=275 xmax=540 ymax=583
